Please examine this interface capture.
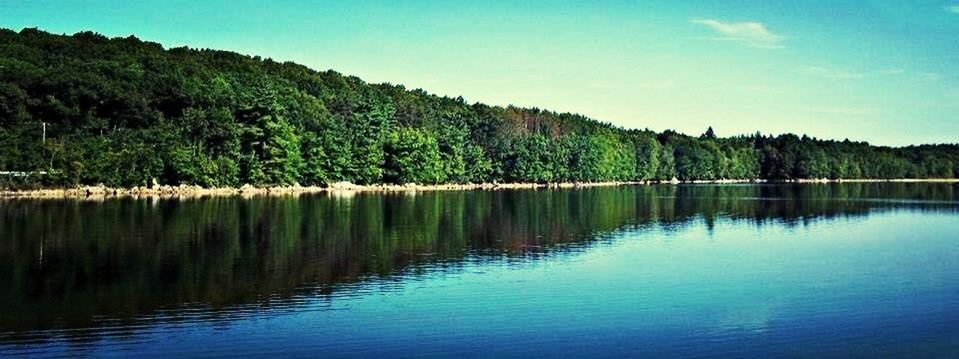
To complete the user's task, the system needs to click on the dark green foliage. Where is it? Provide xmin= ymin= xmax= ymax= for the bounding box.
xmin=631 ymin=133 xmax=661 ymax=180
xmin=345 ymin=101 xmax=392 ymax=184
xmin=509 ymin=134 xmax=556 ymax=183
xmin=384 ymin=127 xmax=445 ymax=184
xmin=0 ymin=28 xmax=956 ymax=188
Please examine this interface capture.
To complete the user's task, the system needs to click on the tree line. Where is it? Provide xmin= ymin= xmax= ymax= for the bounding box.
xmin=1 ymin=28 xmax=956 ymax=188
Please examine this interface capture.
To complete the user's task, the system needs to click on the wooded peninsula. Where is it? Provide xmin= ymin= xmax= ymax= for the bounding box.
xmin=1 ymin=28 xmax=957 ymax=190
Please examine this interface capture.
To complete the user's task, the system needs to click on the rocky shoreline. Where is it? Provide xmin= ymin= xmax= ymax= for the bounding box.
xmin=1 ymin=178 xmax=956 ymax=199
xmin=0 ymin=181 xmax=641 ymax=199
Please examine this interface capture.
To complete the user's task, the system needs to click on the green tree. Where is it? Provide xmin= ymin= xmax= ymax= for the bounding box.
xmin=383 ymin=127 xmax=445 ymax=184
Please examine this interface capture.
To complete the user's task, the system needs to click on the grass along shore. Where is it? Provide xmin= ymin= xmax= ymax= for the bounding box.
xmin=0 ymin=179 xmax=957 ymax=199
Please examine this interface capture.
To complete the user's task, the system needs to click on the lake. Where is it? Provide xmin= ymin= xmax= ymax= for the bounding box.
xmin=1 ymin=183 xmax=957 ymax=358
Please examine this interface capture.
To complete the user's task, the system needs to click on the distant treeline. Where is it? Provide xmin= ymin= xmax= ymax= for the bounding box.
xmin=1 ymin=28 xmax=957 ymax=188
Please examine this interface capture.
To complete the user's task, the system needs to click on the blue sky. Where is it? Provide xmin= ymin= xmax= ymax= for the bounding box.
xmin=1 ymin=0 xmax=957 ymax=145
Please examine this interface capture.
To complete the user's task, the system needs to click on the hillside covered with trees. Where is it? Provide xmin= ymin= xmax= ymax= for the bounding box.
xmin=1 ymin=28 xmax=957 ymax=188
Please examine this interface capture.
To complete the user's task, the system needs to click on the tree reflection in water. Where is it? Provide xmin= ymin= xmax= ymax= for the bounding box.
xmin=0 ymin=183 xmax=956 ymax=345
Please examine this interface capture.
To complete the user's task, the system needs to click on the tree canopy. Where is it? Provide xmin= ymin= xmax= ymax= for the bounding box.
xmin=1 ymin=28 xmax=956 ymax=188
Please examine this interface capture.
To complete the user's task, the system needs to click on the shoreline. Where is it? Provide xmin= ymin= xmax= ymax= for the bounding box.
xmin=1 ymin=178 xmax=957 ymax=199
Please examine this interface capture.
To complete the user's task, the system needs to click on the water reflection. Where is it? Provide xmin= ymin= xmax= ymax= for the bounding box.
xmin=0 ymin=183 xmax=956 ymax=349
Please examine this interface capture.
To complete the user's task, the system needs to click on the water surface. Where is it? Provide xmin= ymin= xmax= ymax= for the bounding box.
xmin=1 ymin=184 xmax=957 ymax=357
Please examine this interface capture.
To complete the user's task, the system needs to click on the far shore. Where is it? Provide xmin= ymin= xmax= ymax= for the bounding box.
xmin=1 ymin=178 xmax=957 ymax=199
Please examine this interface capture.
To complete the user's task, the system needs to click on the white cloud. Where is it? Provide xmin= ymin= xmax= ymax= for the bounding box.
xmin=802 ymin=66 xmax=943 ymax=82
xmin=690 ymin=19 xmax=784 ymax=48
xmin=802 ymin=106 xmax=878 ymax=116
xmin=879 ymin=69 xmax=905 ymax=75
xmin=636 ymin=80 xmax=678 ymax=89
xmin=918 ymin=72 xmax=941 ymax=81
xmin=737 ymin=84 xmax=792 ymax=94
xmin=800 ymin=66 xmax=866 ymax=79
xmin=947 ymin=5 xmax=959 ymax=14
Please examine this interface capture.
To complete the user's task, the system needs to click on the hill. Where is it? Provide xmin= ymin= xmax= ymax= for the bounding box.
xmin=1 ymin=28 xmax=956 ymax=188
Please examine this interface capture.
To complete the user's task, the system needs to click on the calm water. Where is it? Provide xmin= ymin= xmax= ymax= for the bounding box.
xmin=1 ymin=184 xmax=957 ymax=358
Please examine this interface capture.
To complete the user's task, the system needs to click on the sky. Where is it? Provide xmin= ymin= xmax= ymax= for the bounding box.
xmin=1 ymin=0 xmax=957 ymax=146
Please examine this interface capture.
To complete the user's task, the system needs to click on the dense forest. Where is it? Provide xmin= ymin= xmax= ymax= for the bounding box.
xmin=1 ymin=28 xmax=957 ymax=188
